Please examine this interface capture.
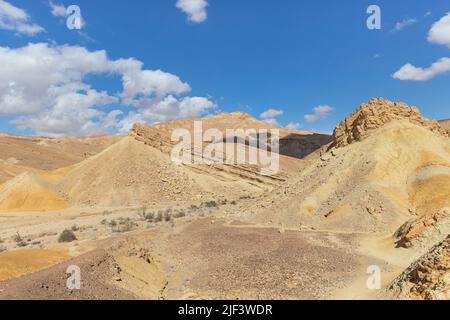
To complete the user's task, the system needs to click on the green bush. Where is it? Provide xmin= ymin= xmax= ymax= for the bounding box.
xmin=58 ymin=230 xmax=77 ymax=243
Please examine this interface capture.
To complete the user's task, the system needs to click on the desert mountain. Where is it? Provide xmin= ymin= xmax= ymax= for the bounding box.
xmin=254 ymin=98 xmax=450 ymax=234
xmin=54 ymin=112 xmax=329 ymax=209
xmin=55 ymin=136 xmax=264 ymax=208
xmin=152 ymin=112 xmax=332 ymax=159
xmin=0 ymin=134 xmax=120 ymax=183
xmin=1 ymin=112 xmax=327 ymax=211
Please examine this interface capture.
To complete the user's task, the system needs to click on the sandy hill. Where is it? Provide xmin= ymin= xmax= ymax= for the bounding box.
xmin=254 ymin=98 xmax=450 ymax=234
xmin=0 ymin=112 xmax=327 ymax=211
xmin=56 ymin=136 xmax=265 ymax=208
xmin=53 ymin=112 xmax=330 ymax=209
xmin=153 ymin=112 xmax=332 ymax=159
xmin=0 ymin=159 xmax=44 ymax=186
xmin=0 ymin=172 xmax=67 ymax=212
xmin=0 ymin=134 xmax=120 ymax=183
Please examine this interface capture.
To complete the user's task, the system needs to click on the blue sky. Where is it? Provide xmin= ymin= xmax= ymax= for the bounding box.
xmin=0 ymin=0 xmax=449 ymax=136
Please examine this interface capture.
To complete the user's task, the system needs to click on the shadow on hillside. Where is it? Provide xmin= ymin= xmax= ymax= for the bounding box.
xmin=280 ymin=133 xmax=333 ymax=159
xmin=219 ymin=133 xmax=333 ymax=160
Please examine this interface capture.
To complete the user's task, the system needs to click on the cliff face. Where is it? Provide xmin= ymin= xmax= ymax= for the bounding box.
xmin=332 ymin=98 xmax=449 ymax=148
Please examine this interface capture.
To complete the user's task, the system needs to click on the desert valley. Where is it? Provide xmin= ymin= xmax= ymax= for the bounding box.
xmin=0 ymin=98 xmax=448 ymax=300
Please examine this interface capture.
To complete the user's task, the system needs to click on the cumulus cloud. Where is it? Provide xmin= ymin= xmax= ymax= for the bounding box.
xmin=0 ymin=43 xmax=215 ymax=136
xmin=118 ymin=95 xmax=216 ymax=133
xmin=176 ymin=0 xmax=208 ymax=23
xmin=260 ymin=108 xmax=283 ymax=119
xmin=285 ymin=122 xmax=302 ymax=130
xmin=260 ymin=108 xmax=284 ymax=126
xmin=394 ymin=18 xmax=417 ymax=31
xmin=392 ymin=58 xmax=450 ymax=81
xmin=49 ymin=1 xmax=66 ymax=17
xmin=0 ymin=0 xmax=44 ymax=35
xmin=428 ymin=12 xmax=450 ymax=48
xmin=304 ymin=105 xmax=334 ymax=123
xmin=394 ymin=13 xmax=450 ymax=81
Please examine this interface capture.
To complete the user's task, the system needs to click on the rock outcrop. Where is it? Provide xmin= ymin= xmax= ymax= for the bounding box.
xmin=389 ymin=235 xmax=450 ymax=300
xmin=332 ymin=98 xmax=449 ymax=148
xmin=394 ymin=208 xmax=450 ymax=248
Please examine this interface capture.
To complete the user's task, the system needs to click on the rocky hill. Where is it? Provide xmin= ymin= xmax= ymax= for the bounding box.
xmin=332 ymin=98 xmax=449 ymax=148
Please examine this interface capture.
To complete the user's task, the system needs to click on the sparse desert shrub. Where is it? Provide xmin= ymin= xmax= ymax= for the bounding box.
xmin=112 ymin=218 xmax=137 ymax=233
xmin=103 ymin=210 xmax=112 ymax=216
xmin=58 ymin=230 xmax=77 ymax=243
xmin=0 ymin=236 xmax=3 ymax=243
xmin=145 ymin=212 xmax=155 ymax=222
xmin=231 ymin=200 xmax=237 ymax=205
xmin=204 ymin=201 xmax=218 ymax=208
xmin=173 ymin=211 xmax=186 ymax=219
xmin=101 ymin=219 xmax=108 ymax=225
xmin=221 ymin=199 xmax=228 ymax=205
xmin=189 ymin=204 xmax=199 ymax=211
xmin=0 ymin=245 xmax=6 ymax=253
xmin=71 ymin=225 xmax=79 ymax=232
xmin=137 ymin=207 xmax=148 ymax=220
xmin=13 ymin=232 xmax=27 ymax=247
xmin=109 ymin=220 xmax=117 ymax=227
xmin=155 ymin=212 xmax=163 ymax=222
xmin=164 ymin=212 xmax=172 ymax=222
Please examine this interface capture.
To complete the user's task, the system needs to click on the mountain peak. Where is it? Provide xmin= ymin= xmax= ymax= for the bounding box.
xmin=332 ymin=98 xmax=449 ymax=148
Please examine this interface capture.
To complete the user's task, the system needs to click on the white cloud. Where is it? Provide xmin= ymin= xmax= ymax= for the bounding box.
xmin=0 ymin=43 xmax=215 ymax=136
xmin=394 ymin=18 xmax=417 ymax=31
xmin=260 ymin=108 xmax=283 ymax=119
xmin=428 ymin=12 xmax=450 ymax=48
xmin=394 ymin=13 xmax=450 ymax=81
xmin=260 ymin=108 xmax=284 ymax=127
xmin=118 ymin=95 xmax=216 ymax=133
xmin=304 ymin=105 xmax=334 ymax=123
xmin=49 ymin=1 xmax=66 ymax=17
xmin=286 ymin=122 xmax=302 ymax=130
xmin=392 ymin=57 xmax=450 ymax=81
xmin=12 ymin=89 xmax=120 ymax=136
xmin=0 ymin=0 xmax=44 ymax=35
xmin=262 ymin=118 xmax=280 ymax=126
xmin=176 ymin=0 xmax=208 ymax=23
